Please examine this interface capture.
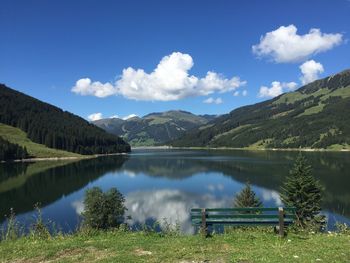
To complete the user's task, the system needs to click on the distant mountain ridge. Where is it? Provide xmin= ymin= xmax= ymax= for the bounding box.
xmin=93 ymin=110 xmax=217 ymax=146
xmin=171 ymin=69 xmax=350 ymax=150
xmin=0 ymin=84 xmax=130 ymax=156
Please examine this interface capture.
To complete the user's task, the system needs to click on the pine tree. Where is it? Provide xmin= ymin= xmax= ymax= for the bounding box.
xmin=233 ymin=182 xmax=262 ymax=208
xmin=280 ymin=153 xmax=323 ymax=227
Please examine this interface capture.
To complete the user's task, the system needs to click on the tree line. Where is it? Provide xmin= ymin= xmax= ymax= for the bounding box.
xmin=0 ymin=137 xmax=28 ymax=161
xmin=0 ymin=84 xmax=130 ymax=155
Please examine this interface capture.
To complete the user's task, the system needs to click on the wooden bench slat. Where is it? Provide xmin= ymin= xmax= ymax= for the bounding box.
xmin=192 ymin=220 xmax=294 ymax=225
xmin=191 ymin=207 xmax=296 ymax=212
xmin=191 ymin=214 xmax=296 ymax=219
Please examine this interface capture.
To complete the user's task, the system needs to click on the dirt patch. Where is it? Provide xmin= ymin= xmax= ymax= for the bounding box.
xmin=8 ymin=247 xmax=115 ymax=263
xmin=134 ymin=248 xmax=153 ymax=256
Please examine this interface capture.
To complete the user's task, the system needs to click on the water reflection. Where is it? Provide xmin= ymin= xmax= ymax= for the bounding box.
xmin=0 ymin=149 xmax=349 ymax=232
xmin=0 ymin=156 xmax=128 ymax=222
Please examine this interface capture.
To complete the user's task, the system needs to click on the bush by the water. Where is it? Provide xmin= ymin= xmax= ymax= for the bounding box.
xmin=280 ymin=153 xmax=324 ymax=228
xmin=82 ymin=187 xmax=126 ymax=230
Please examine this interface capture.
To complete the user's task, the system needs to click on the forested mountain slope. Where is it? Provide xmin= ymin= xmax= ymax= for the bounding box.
xmin=93 ymin=110 xmax=216 ymax=146
xmin=171 ymin=69 xmax=350 ymax=150
xmin=0 ymin=84 xmax=130 ymax=155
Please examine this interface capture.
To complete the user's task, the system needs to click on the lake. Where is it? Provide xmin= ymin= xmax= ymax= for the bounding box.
xmin=1 ymin=149 xmax=349 ymax=233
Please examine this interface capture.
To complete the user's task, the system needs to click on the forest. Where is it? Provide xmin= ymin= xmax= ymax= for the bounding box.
xmin=0 ymin=137 xmax=28 ymax=161
xmin=0 ymin=84 xmax=130 ymax=155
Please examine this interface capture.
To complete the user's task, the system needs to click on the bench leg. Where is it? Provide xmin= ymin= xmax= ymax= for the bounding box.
xmin=201 ymin=208 xmax=207 ymax=237
xmin=278 ymin=207 xmax=285 ymax=237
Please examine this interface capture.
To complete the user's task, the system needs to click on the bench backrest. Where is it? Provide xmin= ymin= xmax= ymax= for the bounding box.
xmin=190 ymin=207 xmax=297 ymax=225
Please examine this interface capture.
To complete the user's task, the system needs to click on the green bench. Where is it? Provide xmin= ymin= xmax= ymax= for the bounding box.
xmin=190 ymin=207 xmax=297 ymax=237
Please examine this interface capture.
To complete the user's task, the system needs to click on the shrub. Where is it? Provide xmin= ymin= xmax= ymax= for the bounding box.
xmin=2 ymin=208 xmax=22 ymax=241
xmin=29 ymin=203 xmax=50 ymax=239
xmin=82 ymin=187 xmax=126 ymax=230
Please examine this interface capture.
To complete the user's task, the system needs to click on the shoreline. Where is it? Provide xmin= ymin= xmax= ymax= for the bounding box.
xmin=1 ymin=152 xmax=130 ymax=163
xmin=2 ymin=145 xmax=349 ymax=163
xmin=133 ymin=145 xmax=350 ymax=152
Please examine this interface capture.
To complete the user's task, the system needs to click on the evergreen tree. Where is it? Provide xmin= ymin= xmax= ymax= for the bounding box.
xmin=233 ymin=182 xmax=262 ymax=208
xmin=280 ymin=153 xmax=323 ymax=227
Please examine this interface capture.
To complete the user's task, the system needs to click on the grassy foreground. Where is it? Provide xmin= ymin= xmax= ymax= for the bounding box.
xmin=0 ymin=230 xmax=349 ymax=262
xmin=0 ymin=123 xmax=82 ymax=158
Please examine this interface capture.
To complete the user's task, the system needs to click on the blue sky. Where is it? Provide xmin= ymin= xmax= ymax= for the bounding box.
xmin=1 ymin=0 xmax=349 ymax=121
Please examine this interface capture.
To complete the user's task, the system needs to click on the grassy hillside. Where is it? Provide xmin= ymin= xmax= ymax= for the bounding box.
xmin=0 ymin=230 xmax=349 ymax=262
xmin=172 ymin=69 xmax=350 ymax=150
xmin=93 ymin=110 xmax=216 ymax=146
xmin=0 ymin=84 xmax=130 ymax=154
xmin=0 ymin=123 xmax=82 ymax=158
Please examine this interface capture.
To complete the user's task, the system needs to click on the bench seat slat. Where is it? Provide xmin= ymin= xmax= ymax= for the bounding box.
xmin=191 ymin=207 xmax=296 ymax=212
xmin=191 ymin=214 xmax=296 ymax=219
xmin=191 ymin=220 xmax=294 ymax=225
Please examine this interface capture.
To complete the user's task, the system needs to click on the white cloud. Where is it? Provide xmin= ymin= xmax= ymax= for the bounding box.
xmin=71 ymin=200 xmax=84 ymax=215
xmin=72 ymin=78 xmax=116 ymax=98
xmin=233 ymin=91 xmax=240 ymax=96
xmin=72 ymin=52 xmax=246 ymax=101
xmin=261 ymin=189 xmax=282 ymax=206
xmin=258 ymin=81 xmax=298 ymax=98
xmin=242 ymin=90 xmax=248 ymax=96
xmin=252 ymin=25 xmax=343 ymax=63
xmin=207 ymin=183 xmax=224 ymax=192
xmin=87 ymin=112 xmax=103 ymax=121
xmin=299 ymin=60 xmax=324 ymax=85
xmin=122 ymin=114 xmax=138 ymax=120
xmin=203 ymin=97 xmax=223 ymax=104
xmin=284 ymin=82 xmax=298 ymax=91
xmin=110 ymin=115 xmax=119 ymax=119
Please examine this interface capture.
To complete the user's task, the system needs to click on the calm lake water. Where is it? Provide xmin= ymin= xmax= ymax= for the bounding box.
xmin=1 ymin=149 xmax=349 ymax=233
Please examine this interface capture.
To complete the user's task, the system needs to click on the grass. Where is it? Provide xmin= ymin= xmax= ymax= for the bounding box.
xmin=210 ymin=124 xmax=252 ymax=144
xmin=320 ymin=86 xmax=350 ymax=102
xmin=326 ymin=143 xmax=350 ymax=150
xmin=273 ymin=91 xmax=311 ymax=105
xmin=0 ymin=123 xmax=82 ymax=158
xmin=245 ymin=138 xmax=273 ymax=149
xmin=0 ymin=229 xmax=349 ymax=262
xmin=297 ymin=103 xmax=325 ymax=117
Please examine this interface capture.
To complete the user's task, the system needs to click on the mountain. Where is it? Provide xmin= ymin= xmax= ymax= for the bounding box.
xmin=93 ymin=110 xmax=216 ymax=146
xmin=0 ymin=84 xmax=130 ymax=156
xmin=171 ymin=69 xmax=350 ymax=150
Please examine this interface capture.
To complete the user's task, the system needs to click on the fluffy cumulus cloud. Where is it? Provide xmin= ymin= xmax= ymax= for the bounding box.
xmin=203 ymin=97 xmax=223 ymax=104
xmin=258 ymin=81 xmax=298 ymax=98
xmin=72 ymin=52 xmax=246 ymax=101
xmin=87 ymin=112 xmax=103 ymax=121
xmin=252 ymin=25 xmax=343 ymax=63
xmin=299 ymin=60 xmax=324 ymax=85
xmin=72 ymin=78 xmax=116 ymax=98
